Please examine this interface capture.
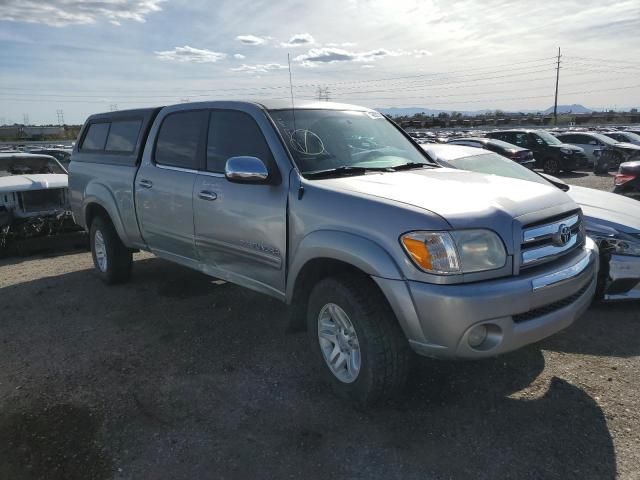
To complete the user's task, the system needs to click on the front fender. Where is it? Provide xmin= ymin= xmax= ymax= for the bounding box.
xmin=286 ymin=229 xmax=404 ymax=302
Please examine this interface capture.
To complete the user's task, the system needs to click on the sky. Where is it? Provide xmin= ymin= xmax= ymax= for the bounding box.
xmin=1 ymin=0 xmax=639 ymax=125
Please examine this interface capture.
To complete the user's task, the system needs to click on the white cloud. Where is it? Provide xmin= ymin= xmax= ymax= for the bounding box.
xmin=280 ymin=33 xmax=316 ymax=48
xmin=155 ymin=46 xmax=227 ymax=63
xmin=233 ymin=53 xmax=246 ymax=59
xmin=236 ymin=34 xmax=269 ymax=45
xmin=0 ymin=0 xmax=164 ymax=27
xmin=231 ymin=63 xmax=287 ymax=74
xmin=294 ymin=46 xmax=432 ymax=65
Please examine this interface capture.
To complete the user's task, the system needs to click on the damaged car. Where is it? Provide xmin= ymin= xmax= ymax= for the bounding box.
xmin=0 ymin=153 xmax=81 ymax=255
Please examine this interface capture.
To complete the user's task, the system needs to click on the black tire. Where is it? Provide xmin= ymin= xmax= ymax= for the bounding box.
xmin=306 ymin=274 xmax=410 ymax=406
xmin=543 ymin=157 xmax=561 ymax=175
xmin=89 ymin=215 xmax=132 ymax=285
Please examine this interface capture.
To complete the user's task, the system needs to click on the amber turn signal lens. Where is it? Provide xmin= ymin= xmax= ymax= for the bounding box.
xmin=401 ymin=237 xmax=433 ymax=270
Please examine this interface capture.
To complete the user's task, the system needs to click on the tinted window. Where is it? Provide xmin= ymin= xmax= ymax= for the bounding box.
xmin=206 ymin=110 xmax=273 ymax=173
xmin=105 ymin=120 xmax=142 ymax=152
xmin=82 ymin=123 xmax=109 ymax=150
xmin=155 ymin=111 xmax=206 ymax=169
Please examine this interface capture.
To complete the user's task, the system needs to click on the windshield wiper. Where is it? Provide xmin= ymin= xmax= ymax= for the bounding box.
xmin=304 ymin=165 xmax=393 ymax=179
xmin=389 ymin=162 xmax=436 ymax=171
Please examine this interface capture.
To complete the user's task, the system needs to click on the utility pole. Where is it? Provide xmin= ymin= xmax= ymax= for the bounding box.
xmin=23 ymin=113 xmax=29 ymax=125
xmin=553 ymin=47 xmax=561 ymax=124
xmin=56 ymin=109 xmax=65 ymax=125
xmin=316 ymin=86 xmax=331 ymax=102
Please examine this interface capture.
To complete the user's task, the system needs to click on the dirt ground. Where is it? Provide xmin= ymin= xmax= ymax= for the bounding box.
xmin=0 ymin=170 xmax=638 ymax=480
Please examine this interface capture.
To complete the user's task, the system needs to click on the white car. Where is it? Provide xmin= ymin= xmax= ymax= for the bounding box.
xmin=0 ymin=153 xmax=78 ymax=254
xmin=603 ymin=131 xmax=640 ymax=146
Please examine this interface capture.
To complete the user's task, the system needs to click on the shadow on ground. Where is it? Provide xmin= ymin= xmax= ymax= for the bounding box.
xmin=0 ymin=256 xmax=617 ymax=479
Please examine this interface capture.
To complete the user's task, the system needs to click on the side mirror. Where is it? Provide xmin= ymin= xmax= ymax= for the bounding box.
xmin=225 ymin=156 xmax=269 ymax=184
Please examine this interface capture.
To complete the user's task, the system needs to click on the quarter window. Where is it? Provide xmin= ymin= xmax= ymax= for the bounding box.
xmin=105 ymin=120 xmax=142 ymax=153
xmin=155 ymin=111 xmax=207 ymax=169
xmin=206 ymin=110 xmax=273 ymax=173
xmin=82 ymin=123 xmax=110 ymax=150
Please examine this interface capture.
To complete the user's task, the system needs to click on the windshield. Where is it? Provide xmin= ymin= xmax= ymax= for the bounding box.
xmin=0 ymin=156 xmax=67 ymax=176
xmin=443 ymin=152 xmax=551 ymax=186
xmin=591 ymin=133 xmax=618 ymax=146
xmin=268 ymin=109 xmax=431 ymax=175
xmin=534 ymin=131 xmax=562 ymax=145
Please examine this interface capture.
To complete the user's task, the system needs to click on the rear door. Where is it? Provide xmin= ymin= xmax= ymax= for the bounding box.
xmin=136 ymin=110 xmax=207 ymax=264
xmin=571 ymin=134 xmax=598 ymax=161
xmin=193 ymin=108 xmax=288 ymax=297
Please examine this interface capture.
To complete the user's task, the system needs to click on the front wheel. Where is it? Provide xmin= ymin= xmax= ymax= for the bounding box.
xmin=306 ymin=275 xmax=410 ymax=406
xmin=543 ymin=157 xmax=561 ymax=174
xmin=90 ymin=216 xmax=132 ymax=285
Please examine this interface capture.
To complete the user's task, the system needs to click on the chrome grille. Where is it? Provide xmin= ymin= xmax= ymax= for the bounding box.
xmin=521 ymin=211 xmax=583 ymax=268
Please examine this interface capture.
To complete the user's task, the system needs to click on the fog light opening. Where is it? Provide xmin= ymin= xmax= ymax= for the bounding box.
xmin=466 ymin=323 xmax=502 ymax=351
xmin=468 ymin=325 xmax=488 ymax=348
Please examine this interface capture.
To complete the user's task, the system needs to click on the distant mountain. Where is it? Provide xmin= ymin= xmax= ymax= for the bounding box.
xmin=377 ymin=107 xmax=493 ymax=117
xmin=377 ymin=104 xmax=595 ymax=117
xmin=543 ymin=104 xmax=592 ymax=114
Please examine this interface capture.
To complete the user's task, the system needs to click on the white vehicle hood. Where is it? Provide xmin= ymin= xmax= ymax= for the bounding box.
xmin=567 ymin=185 xmax=640 ymax=233
xmin=0 ymin=174 xmax=68 ymax=193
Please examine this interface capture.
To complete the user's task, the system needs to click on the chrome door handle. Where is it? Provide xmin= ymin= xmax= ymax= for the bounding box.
xmin=198 ymin=190 xmax=218 ymax=201
xmin=139 ymin=179 xmax=153 ymax=189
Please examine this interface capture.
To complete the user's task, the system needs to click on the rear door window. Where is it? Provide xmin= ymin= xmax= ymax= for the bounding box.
xmin=206 ymin=110 xmax=273 ymax=173
xmin=155 ymin=111 xmax=207 ymax=169
xmin=105 ymin=120 xmax=142 ymax=153
xmin=82 ymin=123 xmax=110 ymax=150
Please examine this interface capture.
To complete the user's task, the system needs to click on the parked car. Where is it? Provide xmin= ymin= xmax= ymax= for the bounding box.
xmin=423 ymin=144 xmax=640 ymax=301
xmin=486 ymin=129 xmax=587 ymax=174
xmin=27 ymin=148 xmax=72 ymax=169
xmin=614 ymin=161 xmax=640 ymax=200
xmin=447 ymin=137 xmax=535 ymax=167
xmin=603 ymin=131 xmax=640 ymax=146
xmin=0 ymin=153 xmax=79 ymax=255
xmin=69 ymin=101 xmax=597 ymax=405
xmin=555 ymin=132 xmax=640 ymax=172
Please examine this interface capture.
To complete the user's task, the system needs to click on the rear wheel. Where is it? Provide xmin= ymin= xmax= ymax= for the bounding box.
xmin=90 ymin=216 xmax=132 ymax=284
xmin=543 ymin=157 xmax=561 ymax=174
xmin=306 ymin=274 xmax=410 ymax=406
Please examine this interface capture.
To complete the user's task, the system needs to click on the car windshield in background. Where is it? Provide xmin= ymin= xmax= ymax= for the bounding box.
xmin=592 ymin=133 xmax=619 ymax=146
xmin=268 ymin=109 xmax=431 ymax=176
xmin=535 ymin=131 xmax=562 ymax=145
xmin=0 ymin=157 xmax=66 ymax=176
xmin=445 ymin=152 xmax=550 ymax=186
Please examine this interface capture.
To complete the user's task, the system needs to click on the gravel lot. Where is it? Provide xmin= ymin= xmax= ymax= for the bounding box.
xmin=0 ymin=170 xmax=638 ymax=480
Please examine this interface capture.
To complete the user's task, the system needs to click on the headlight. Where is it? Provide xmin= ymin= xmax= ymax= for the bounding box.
xmin=401 ymin=230 xmax=507 ymax=274
xmin=560 ymin=147 xmax=573 ymax=155
xmin=588 ymin=230 xmax=640 ymax=256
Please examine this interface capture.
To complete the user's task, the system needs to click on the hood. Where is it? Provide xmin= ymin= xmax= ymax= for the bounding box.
xmin=567 ymin=185 xmax=640 ymax=234
xmin=548 ymin=144 xmax=584 ymax=153
xmin=315 ymin=168 xmax=575 ymax=229
xmin=613 ymin=142 xmax=640 ymax=151
xmin=0 ymin=174 xmax=68 ymax=193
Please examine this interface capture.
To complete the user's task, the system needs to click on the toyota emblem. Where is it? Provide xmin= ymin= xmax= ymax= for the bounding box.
xmin=553 ymin=224 xmax=572 ymax=247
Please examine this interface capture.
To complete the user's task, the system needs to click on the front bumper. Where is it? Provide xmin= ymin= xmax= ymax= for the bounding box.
xmin=375 ymin=239 xmax=598 ymax=359
xmin=603 ymin=254 xmax=640 ymax=301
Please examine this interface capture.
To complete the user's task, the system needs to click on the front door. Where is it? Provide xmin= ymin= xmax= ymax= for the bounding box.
xmin=194 ymin=109 xmax=288 ymax=297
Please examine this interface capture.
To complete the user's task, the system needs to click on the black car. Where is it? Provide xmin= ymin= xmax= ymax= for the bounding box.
xmin=447 ymin=137 xmax=535 ymax=168
xmin=614 ymin=161 xmax=640 ymax=200
xmin=486 ymin=129 xmax=587 ymax=174
xmin=27 ymin=148 xmax=72 ymax=168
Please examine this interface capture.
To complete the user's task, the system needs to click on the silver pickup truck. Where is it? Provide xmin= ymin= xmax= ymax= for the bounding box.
xmin=69 ymin=101 xmax=598 ymax=404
